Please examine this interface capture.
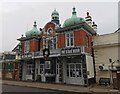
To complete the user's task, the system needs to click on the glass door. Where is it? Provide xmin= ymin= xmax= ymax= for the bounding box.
xmin=56 ymin=63 xmax=62 ymax=83
xmin=40 ymin=64 xmax=45 ymax=82
xmin=26 ymin=64 xmax=33 ymax=80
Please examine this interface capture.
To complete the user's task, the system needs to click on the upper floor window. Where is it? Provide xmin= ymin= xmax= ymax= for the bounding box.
xmin=43 ymin=36 xmax=57 ymax=50
xmin=24 ymin=41 xmax=30 ymax=52
xmin=86 ymin=35 xmax=89 ymax=47
xmin=66 ymin=32 xmax=74 ymax=47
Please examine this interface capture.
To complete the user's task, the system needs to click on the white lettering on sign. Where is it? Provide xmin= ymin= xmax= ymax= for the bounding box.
xmin=61 ymin=47 xmax=81 ymax=55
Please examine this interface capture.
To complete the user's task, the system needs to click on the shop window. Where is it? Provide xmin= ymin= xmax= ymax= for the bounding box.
xmin=40 ymin=64 xmax=44 ymax=74
xmin=70 ymin=64 xmax=75 ymax=77
xmin=66 ymin=32 xmax=74 ymax=47
xmin=45 ymin=61 xmax=51 ymax=69
xmin=67 ymin=64 xmax=69 ymax=77
xmin=26 ymin=64 xmax=33 ymax=75
xmin=76 ymin=64 xmax=82 ymax=77
xmin=66 ymin=63 xmax=82 ymax=78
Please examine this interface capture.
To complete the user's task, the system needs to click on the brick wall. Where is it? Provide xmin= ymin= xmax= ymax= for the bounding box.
xmin=30 ymin=39 xmax=39 ymax=52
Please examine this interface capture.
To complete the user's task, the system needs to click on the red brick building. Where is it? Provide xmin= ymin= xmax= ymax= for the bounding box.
xmin=1 ymin=52 xmax=20 ymax=80
xmin=18 ymin=7 xmax=97 ymax=86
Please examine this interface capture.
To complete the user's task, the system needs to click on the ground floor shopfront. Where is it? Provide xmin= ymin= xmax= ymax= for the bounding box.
xmin=111 ymin=70 xmax=120 ymax=89
xmin=2 ymin=60 xmax=20 ymax=80
xmin=20 ymin=47 xmax=96 ymax=86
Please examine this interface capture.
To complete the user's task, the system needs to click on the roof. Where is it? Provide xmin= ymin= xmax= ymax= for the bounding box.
xmin=63 ymin=7 xmax=85 ymax=27
xmin=56 ymin=22 xmax=96 ymax=35
xmin=25 ymin=21 xmax=40 ymax=38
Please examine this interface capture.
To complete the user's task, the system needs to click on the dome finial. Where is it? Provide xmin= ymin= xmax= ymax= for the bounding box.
xmin=72 ymin=6 xmax=76 ymax=16
xmin=33 ymin=21 xmax=37 ymax=27
xmin=87 ymin=12 xmax=89 ymax=16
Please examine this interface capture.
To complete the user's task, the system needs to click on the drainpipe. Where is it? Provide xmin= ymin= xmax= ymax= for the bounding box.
xmin=91 ymin=41 xmax=96 ymax=83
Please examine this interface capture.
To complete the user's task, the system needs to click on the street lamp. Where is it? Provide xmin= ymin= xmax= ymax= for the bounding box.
xmin=109 ymin=58 xmax=120 ymax=89
xmin=109 ymin=59 xmax=119 ymax=70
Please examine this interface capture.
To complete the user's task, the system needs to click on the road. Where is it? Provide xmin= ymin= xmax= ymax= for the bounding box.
xmin=2 ymin=84 xmax=61 ymax=92
xmin=2 ymin=84 xmax=86 ymax=94
xmin=2 ymin=84 xmax=119 ymax=94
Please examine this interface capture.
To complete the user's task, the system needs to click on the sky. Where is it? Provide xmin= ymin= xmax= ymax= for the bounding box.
xmin=0 ymin=0 xmax=119 ymax=52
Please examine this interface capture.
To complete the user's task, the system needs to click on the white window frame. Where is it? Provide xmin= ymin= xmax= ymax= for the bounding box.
xmin=40 ymin=64 xmax=44 ymax=74
xmin=66 ymin=63 xmax=82 ymax=78
xmin=24 ymin=40 xmax=30 ymax=53
xmin=43 ymin=36 xmax=57 ymax=50
xmin=52 ymin=36 xmax=57 ymax=49
xmin=66 ymin=32 xmax=74 ymax=47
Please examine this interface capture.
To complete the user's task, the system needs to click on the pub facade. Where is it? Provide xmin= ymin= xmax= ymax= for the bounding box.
xmin=18 ymin=7 xmax=97 ymax=86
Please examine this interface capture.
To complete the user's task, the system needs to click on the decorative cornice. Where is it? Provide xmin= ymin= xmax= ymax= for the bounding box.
xmin=56 ymin=22 xmax=96 ymax=35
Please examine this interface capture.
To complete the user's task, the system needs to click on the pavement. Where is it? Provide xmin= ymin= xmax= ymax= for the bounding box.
xmin=1 ymin=80 xmax=120 ymax=93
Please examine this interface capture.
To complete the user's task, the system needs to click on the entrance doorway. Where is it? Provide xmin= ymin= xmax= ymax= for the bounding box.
xmin=56 ymin=63 xmax=62 ymax=83
xmin=40 ymin=64 xmax=45 ymax=82
xmin=26 ymin=64 xmax=34 ymax=80
xmin=117 ymin=72 xmax=120 ymax=90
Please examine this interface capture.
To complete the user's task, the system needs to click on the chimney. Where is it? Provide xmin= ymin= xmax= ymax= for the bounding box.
xmin=92 ymin=22 xmax=97 ymax=32
xmin=85 ymin=12 xmax=92 ymax=27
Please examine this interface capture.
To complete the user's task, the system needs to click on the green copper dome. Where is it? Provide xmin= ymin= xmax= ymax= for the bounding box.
xmin=63 ymin=7 xmax=85 ymax=27
xmin=25 ymin=21 xmax=40 ymax=37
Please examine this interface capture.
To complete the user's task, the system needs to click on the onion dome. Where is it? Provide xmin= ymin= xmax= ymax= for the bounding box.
xmin=25 ymin=21 xmax=40 ymax=37
xmin=63 ymin=7 xmax=85 ymax=27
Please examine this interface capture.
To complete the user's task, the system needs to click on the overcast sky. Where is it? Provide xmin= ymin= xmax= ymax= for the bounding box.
xmin=1 ymin=1 xmax=119 ymax=52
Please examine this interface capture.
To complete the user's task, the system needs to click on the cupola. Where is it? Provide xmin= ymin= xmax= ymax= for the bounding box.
xmin=51 ymin=9 xmax=60 ymax=25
